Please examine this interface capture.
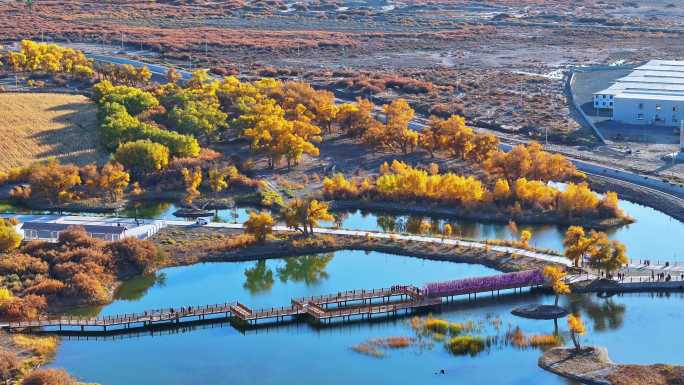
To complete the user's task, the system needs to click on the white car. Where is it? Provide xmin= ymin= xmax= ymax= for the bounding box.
xmin=196 ymin=218 xmax=209 ymax=226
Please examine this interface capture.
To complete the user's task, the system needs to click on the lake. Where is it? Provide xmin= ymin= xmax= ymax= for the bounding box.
xmin=49 ymin=250 xmax=684 ymax=385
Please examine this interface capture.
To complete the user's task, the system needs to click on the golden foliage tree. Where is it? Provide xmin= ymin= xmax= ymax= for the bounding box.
xmin=336 ymin=98 xmax=376 ymax=137
xmin=484 ymin=142 xmax=579 ymax=183
xmin=563 ymin=226 xmax=592 ymax=267
xmin=567 ymin=314 xmax=586 ymax=351
xmin=0 ymin=221 xmax=21 ymax=253
xmin=443 ymin=223 xmax=453 ymax=237
xmin=98 ymin=162 xmax=130 ymax=202
xmin=244 ymin=211 xmax=275 ymax=243
xmin=28 ymin=160 xmax=82 ymax=205
xmin=588 ymin=235 xmax=628 ymax=276
xmin=2 ymin=40 xmax=93 ymax=78
xmin=363 ymin=99 xmax=417 ymax=153
xmin=208 ymin=168 xmax=229 ymax=196
xmin=280 ymin=199 xmax=334 ymax=236
xmin=181 ymin=167 xmax=203 ymax=205
xmin=519 ymin=230 xmax=532 ymax=247
xmin=543 ymin=266 xmax=570 ymax=306
xmin=492 ymin=179 xmax=511 ymax=202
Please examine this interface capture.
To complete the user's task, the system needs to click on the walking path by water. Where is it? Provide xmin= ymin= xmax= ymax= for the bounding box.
xmin=0 ymin=271 xmax=545 ymax=333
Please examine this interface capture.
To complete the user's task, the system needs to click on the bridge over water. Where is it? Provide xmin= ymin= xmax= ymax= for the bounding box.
xmin=1 ymin=270 xmax=545 ymax=334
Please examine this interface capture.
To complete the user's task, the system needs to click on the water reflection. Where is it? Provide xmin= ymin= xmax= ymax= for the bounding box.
xmin=335 ymin=203 xmax=684 ymax=261
xmin=243 ymin=254 xmax=334 ymax=292
xmin=567 ymin=294 xmax=626 ymax=331
xmin=121 ymin=201 xmax=172 ymax=220
xmin=115 ymin=273 xmax=167 ymax=302
xmin=276 ymin=254 xmax=333 ymax=285
xmin=243 ymin=260 xmax=274 ymax=294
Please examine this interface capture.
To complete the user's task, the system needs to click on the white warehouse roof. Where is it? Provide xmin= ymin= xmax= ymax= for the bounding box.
xmin=614 ymin=93 xmax=684 ymax=102
xmin=595 ymin=60 xmax=684 ymax=98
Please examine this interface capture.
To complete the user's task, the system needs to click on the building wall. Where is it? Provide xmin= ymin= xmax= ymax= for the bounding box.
xmin=612 ymin=98 xmax=684 ymax=127
xmin=593 ymin=93 xmax=615 ymax=109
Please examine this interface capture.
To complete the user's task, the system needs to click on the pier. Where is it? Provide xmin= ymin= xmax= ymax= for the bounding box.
xmin=0 ymin=270 xmax=545 ymax=334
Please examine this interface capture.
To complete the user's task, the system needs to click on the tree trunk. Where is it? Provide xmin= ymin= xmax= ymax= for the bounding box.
xmin=570 ymin=332 xmax=581 ymax=351
xmin=554 ymin=294 xmax=560 ymax=307
xmin=553 ymin=318 xmax=559 ymax=336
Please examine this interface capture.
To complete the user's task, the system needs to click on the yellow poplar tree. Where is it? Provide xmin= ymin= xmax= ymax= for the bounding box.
xmin=181 ymin=167 xmax=203 ymax=205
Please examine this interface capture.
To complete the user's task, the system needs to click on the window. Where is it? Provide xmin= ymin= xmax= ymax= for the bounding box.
xmin=674 ymin=106 xmax=679 ymax=112
xmin=638 ymin=103 xmax=644 ymax=110
xmin=637 ymin=113 xmax=644 ymax=120
xmin=609 ymin=101 xmax=613 ymax=106
xmin=656 ymin=104 xmax=662 ymax=111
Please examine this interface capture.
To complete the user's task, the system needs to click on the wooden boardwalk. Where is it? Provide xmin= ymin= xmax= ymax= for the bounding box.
xmin=0 ymin=271 xmax=544 ymax=334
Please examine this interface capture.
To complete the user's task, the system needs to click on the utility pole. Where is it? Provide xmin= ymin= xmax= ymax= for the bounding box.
xmin=519 ymin=79 xmax=524 ymax=111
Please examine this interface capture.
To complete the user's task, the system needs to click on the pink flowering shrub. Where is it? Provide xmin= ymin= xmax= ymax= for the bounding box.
xmin=423 ymin=270 xmax=544 ymax=297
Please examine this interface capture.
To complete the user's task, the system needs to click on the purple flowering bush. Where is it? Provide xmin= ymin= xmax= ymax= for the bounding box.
xmin=423 ymin=270 xmax=544 ymax=297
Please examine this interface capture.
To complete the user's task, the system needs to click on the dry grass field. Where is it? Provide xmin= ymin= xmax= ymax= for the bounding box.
xmin=0 ymin=92 xmax=107 ymax=171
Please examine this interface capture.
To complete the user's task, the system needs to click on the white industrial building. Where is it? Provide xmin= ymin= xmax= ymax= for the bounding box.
xmin=593 ymin=60 xmax=684 ymax=127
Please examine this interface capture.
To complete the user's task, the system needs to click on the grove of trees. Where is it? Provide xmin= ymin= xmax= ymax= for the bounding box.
xmin=323 ymin=160 xmax=624 ymax=221
xmin=0 ymin=226 xmax=164 ymax=321
xmin=0 ymin=40 xmax=94 ymax=78
xmin=562 ymin=226 xmax=628 ymax=274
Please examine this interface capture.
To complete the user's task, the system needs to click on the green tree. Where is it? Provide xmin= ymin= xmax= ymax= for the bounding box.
xmin=167 ymin=100 xmax=227 ymax=139
xmin=243 ymin=260 xmax=274 ymax=293
xmin=114 ymin=140 xmax=169 ymax=179
xmin=95 ymin=81 xmax=159 ymax=116
xmin=276 ymin=254 xmax=333 ymax=284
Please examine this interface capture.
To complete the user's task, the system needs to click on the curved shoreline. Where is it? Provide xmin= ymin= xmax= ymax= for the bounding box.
xmin=539 ymin=346 xmax=684 ymax=385
xmin=329 ymin=200 xmax=631 ymax=230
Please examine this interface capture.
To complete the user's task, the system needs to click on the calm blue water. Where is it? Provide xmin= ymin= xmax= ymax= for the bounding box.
xmin=3 ymin=193 xmax=683 ymax=261
xmin=331 ymin=199 xmax=684 ymax=262
xmin=49 ymin=251 xmax=684 ymax=385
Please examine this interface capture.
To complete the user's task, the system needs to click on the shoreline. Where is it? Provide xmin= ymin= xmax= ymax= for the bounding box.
xmin=588 ymin=174 xmax=684 ymax=223
xmin=156 ymin=229 xmax=564 ymax=273
xmin=329 ymin=199 xmax=632 ymax=230
xmin=539 ymin=346 xmax=684 ymax=385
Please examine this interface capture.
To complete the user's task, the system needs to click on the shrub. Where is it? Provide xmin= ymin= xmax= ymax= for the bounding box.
xmin=107 ymin=237 xmax=164 ymax=274
xmin=209 ymin=234 xmax=256 ymax=252
xmin=12 ymin=335 xmax=59 ymax=357
xmin=0 ymin=348 xmax=20 ymax=382
xmin=424 ymin=318 xmax=449 ymax=334
xmin=0 ymin=294 xmax=47 ymax=321
xmin=66 ymin=273 xmax=109 ymax=304
xmin=0 ymin=222 xmax=22 ymax=253
xmin=446 ymin=336 xmax=486 ymax=356
xmin=0 ymin=253 xmax=49 ymax=275
xmin=21 ymin=368 xmax=76 ymax=385
xmin=24 ymin=279 xmax=66 ymax=296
